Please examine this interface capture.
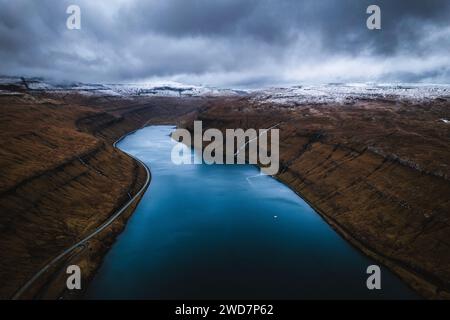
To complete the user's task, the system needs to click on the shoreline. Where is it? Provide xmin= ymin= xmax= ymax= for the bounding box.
xmin=173 ymin=125 xmax=437 ymax=299
xmin=12 ymin=130 xmax=152 ymax=300
xmin=0 ymin=92 xmax=205 ymax=299
xmin=14 ymin=120 xmax=448 ymax=299
xmin=273 ymin=174 xmax=448 ymax=300
xmin=186 ymin=95 xmax=450 ymax=300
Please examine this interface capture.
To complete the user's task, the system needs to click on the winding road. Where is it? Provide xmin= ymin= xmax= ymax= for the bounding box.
xmin=12 ymin=130 xmax=151 ymax=300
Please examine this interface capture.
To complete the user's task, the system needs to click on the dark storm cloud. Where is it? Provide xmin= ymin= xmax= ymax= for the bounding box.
xmin=0 ymin=0 xmax=449 ymax=86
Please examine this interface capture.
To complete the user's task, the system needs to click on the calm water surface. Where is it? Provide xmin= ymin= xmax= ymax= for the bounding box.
xmin=86 ymin=126 xmax=417 ymax=299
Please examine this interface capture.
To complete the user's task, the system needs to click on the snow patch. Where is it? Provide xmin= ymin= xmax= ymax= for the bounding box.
xmin=1 ymin=77 xmax=449 ymax=102
xmin=252 ymin=83 xmax=450 ymax=105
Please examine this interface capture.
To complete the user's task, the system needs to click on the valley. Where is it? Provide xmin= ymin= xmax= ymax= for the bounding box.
xmin=1 ymin=79 xmax=449 ymax=299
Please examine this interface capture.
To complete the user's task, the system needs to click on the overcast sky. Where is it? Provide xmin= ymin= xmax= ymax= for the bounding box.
xmin=0 ymin=0 xmax=449 ymax=87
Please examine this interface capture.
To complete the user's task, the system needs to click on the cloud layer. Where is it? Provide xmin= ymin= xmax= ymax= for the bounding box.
xmin=0 ymin=0 xmax=449 ymax=87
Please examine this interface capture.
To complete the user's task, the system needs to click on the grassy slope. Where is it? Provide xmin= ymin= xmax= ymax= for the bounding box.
xmin=1 ymin=89 xmax=449 ymax=299
xmin=0 ymin=90 xmax=202 ymax=298
xmin=193 ymin=97 xmax=450 ymax=299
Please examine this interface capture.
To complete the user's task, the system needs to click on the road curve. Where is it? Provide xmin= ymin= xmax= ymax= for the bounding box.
xmin=12 ymin=129 xmax=151 ymax=300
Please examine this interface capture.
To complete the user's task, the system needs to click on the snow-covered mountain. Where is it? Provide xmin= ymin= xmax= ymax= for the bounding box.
xmin=1 ymin=77 xmax=449 ymax=103
xmin=250 ymin=83 xmax=450 ymax=105
xmin=0 ymin=77 xmax=244 ymax=97
xmin=104 ymin=81 xmax=244 ymax=97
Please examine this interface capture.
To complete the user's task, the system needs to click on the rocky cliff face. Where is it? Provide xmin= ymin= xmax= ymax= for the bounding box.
xmin=193 ymin=97 xmax=450 ymax=299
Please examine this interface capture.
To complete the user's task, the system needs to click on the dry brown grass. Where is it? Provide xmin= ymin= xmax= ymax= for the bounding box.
xmin=194 ymin=97 xmax=450 ymax=299
xmin=0 ymin=92 xmax=204 ymax=298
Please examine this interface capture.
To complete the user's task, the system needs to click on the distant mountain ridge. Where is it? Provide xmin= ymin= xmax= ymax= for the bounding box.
xmin=0 ymin=76 xmax=245 ymax=98
xmin=1 ymin=76 xmax=449 ymax=103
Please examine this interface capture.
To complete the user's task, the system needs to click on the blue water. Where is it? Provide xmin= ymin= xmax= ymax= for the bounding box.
xmin=86 ymin=126 xmax=417 ymax=299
